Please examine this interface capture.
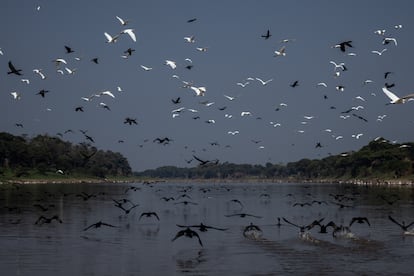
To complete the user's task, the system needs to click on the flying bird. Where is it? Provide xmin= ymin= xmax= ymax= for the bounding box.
xmin=333 ymin=40 xmax=353 ymax=52
xmin=104 ymin=32 xmax=119 ymax=43
xmin=171 ymin=227 xmax=203 ymax=246
xmin=7 ymin=61 xmax=22 ymax=75
xmin=139 ymin=212 xmax=160 ymax=221
xmin=382 ymin=87 xmax=414 ymax=104
xmin=83 ymin=221 xmax=117 ymax=231
xmin=64 ymin=46 xmax=74 ymax=53
xmin=165 ymin=60 xmax=177 ymax=69
xmin=116 ymin=15 xmax=129 ymax=26
xmin=121 ymin=29 xmax=136 ymax=42
xmin=255 ymin=78 xmax=273 ymax=85
xmin=261 ymin=29 xmax=271 ymax=39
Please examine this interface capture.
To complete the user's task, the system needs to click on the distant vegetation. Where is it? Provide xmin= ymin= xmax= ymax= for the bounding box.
xmin=0 ymin=132 xmax=132 ymax=179
xmin=1 ymin=132 xmax=413 ymax=182
xmin=136 ymin=138 xmax=414 ymax=181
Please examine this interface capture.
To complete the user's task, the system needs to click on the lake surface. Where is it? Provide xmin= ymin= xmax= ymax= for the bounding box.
xmin=0 ymin=181 xmax=413 ymax=275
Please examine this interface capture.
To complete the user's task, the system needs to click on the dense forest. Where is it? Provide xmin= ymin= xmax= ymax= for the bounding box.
xmin=136 ymin=138 xmax=414 ymax=181
xmin=0 ymin=132 xmax=132 ymax=178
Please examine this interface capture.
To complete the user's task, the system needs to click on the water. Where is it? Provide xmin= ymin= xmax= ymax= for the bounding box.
xmin=0 ymin=181 xmax=413 ymax=275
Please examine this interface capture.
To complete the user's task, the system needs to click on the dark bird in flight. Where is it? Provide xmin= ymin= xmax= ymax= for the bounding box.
xmin=192 ymin=155 xmax=218 ymax=166
xmin=114 ymin=203 xmax=139 ymax=214
xmin=172 ymin=227 xmax=203 ymax=246
xmin=290 ymin=80 xmax=299 ymax=88
xmin=384 ymin=82 xmax=395 ymax=89
xmin=185 ymin=64 xmax=194 ymax=70
xmin=315 ymin=142 xmax=323 ymax=148
xmin=15 ymin=123 xmax=23 ymax=128
xmin=124 ymin=117 xmax=138 ymax=125
xmin=174 ymin=200 xmax=198 ymax=206
xmin=261 ymin=29 xmax=271 ymax=39
xmin=187 ymin=18 xmax=197 ymax=23
xmin=312 ymin=220 xmax=336 ymax=233
xmin=388 ymin=216 xmax=414 ymax=232
xmin=177 ymin=223 xmax=228 ymax=232
xmin=352 ymin=113 xmax=368 ymax=122
xmin=139 ymin=212 xmax=160 ymax=221
xmin=83 ymin=221 xmax=117 ymax=231
xmin=124 ymin=47 xmax=135 ymax=56
xmin=36 ymin=89 xmax=49 ymax=98
xmin=384 ymin=71 xmax=393 ymax=79
xmin=7 ymin=61 xmax=23 ymax=75
xmin=225 ymin=213 xmax=262 ymax=219
xmin=160 ymin=196 xmax=175 ymax=202
xmin=349 ymin=217 xmax=370 ymax=227
xmin=75 ymin=106 xmax=84 ymax=112
xmin=91 ymin=57 xmax=99 ymax=64
xmin=84 ymin=134 xmax=95 ymax=143
xmin=229 ymin=199 xmax=244 ymax=209
xmin=334 ymin=40 xmax=353 ymax=52
xmin=64 ymin=46 xmax=74 ymax=53
xmin=76 ymin=192 xmax=96 ymax=201
xmin=153 ymin=137 xmax=172 ymax=145
xmin=379 ymin=194 xmax=400 ymax=205
xmin=292 ymin=202 xmax=312 ymax=207
xmin=282 ymin=217 xmax=324 ymax=232
xmin=35 ymin=215 xmax=63 ymax=225
xmin=171 ymin=97 xmax=181 ymax=104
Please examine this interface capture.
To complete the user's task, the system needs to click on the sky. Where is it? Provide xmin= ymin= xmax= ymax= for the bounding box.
xmin=1 ymin=0 xmax=414 ymax=172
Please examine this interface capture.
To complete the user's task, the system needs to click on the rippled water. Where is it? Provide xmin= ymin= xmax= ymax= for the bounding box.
xmin=1 ymin=181 xmax=413 ymax=275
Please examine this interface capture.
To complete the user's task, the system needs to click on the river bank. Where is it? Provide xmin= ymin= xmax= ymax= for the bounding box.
xmin=1 ymin=176 xmax=414 ymax=186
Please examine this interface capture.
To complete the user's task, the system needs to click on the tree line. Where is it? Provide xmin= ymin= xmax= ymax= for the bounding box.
xmin=136 ymin=138 xmax=414 ymax=180
xmin=0 ymin=132 xmax=132 ymax=178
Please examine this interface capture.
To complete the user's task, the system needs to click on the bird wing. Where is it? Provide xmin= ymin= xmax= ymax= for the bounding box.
xmin=400 ymin=93 xmax=414 ymax=101
xmin=282 ymin=217 xmax=301 ymax=228
xmin=388 ymin=216 xmax=403 ymax=228
xmin=122 ymin=29 xmax=136 ymax=42
xmin=116 ymin=16 xmax=126 ymax=25
xmin=382 ymin=87 xmax=400 ymax=103
xmin=8 ymin=61 xmax=17 ymax=71
xmin=104 ymin=32 xmax=114 ymax=42
xmin=171 ymin=230 xmax=185 ymax=241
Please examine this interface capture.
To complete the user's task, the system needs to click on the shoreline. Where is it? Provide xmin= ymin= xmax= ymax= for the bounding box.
xmin=1 ymin=176 xmax=413 ymax=186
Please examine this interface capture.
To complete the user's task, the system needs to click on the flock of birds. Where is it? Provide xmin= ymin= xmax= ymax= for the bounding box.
xmin=2 ymin=181 xmax=414 ymax=250
xmin=2 ymin=5 xmax=414 ymax=170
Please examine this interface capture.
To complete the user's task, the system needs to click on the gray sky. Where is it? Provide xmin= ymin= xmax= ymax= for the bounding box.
xmin=1 ymin=0 xmax=414 ymax=171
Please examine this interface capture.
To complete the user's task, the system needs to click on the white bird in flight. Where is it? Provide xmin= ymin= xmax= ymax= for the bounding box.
xmin=33 ymin=69 xmax=46 ymax=80
xmin=255 ymin=78 xmax=273 ymax=86
xmin=237 ymin=82 xmax=250 ymax=88
xmin=121 ymin=29 xmax=136 ymax=42
xmin=371 ymin=49 xmax=387 ymax=56
xmin=104 ymin=32 xmax=119 ymax=43
xmin=190 ymin=86 xmax=206 ymax=96
xmin=10 ymin=92 xmax=21 ymax=100
xmin=165 ymin=60 xmax=177 ymax=69
xmin=140 ymin=65 xmax=153 ymax=71
xmin=224 ymin=95 xmax=236 ymax=101
xmin=184 ymin=36 xmax=195 ymax=43
xmin=116 ymin=16 xmax=129 ymax=26
xmin=274 ymin=46 xmax=286 ymax=57
xmin=99 ymin=90 xmax=115 ymax=98
xmin=382 ymin=87 xmax=414 ymax=104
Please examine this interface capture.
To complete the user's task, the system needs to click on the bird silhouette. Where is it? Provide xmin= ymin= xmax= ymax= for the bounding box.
xmin=388 ymin=216 xmax=414 ymax=232
xmin=64 ymin=46 xmax=74 ymax=53
xmin=172 ymin=227 xmax=203 ymax=246
xmin=349 ymin=217 xmax=370 ymax=227
xmin=7 ymin=61 xmax=22 ymax=75
xmin=261 ymin=29 xmax=271 ymax=39
xmin=35 ymin=215 xmax=62 ymax=225
xmin=83 ymin=221 xmax=117 ymax=231
xmin=282 ymin=217 xmax=324 ymax=232
xmin=225 ymin=213 xmax=262 ymax=219
xmin=124 ymin=117 xmax=138 ymax=125
xmin=139 ymin=212 xmax=160 ymax=221
xmin=36 ymin=89 xmax=49 ymax=98
xmin=177 ymin=223 xmax=228 ymax=232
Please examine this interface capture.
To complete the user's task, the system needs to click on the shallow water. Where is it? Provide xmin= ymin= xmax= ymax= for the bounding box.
xmin=0 ymin=181 xmax=413 ymax=275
